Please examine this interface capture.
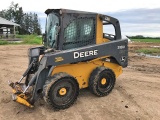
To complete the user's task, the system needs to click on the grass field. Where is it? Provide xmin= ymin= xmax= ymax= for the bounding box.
xmin=0 ymin=35 xmax=42 ymax=45
xmin=136 ymin=48 xmax=160 ymax=55
xmin=131 ymin=38 xmax=160 ymax=55
xmin=16 ymin=35 xmax=42 ymax=44
xmin=131 ymin=38 xmax=160 ymax=43
xmin=0 ymin=40 xmax=9 ymax=45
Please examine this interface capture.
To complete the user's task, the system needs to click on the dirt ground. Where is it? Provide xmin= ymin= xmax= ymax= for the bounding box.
xmin=0 ymin=43 xmax=160 ymax=120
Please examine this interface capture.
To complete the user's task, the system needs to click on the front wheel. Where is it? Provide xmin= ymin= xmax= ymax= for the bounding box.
xmin=43 ymin=72 xmax=79 ymax=109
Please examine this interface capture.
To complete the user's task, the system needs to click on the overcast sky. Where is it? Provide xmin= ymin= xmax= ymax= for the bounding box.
xmin=1 ymin=0 xmax=160 ymax=37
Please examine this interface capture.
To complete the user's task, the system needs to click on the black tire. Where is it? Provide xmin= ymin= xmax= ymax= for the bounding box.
xmin=43 ymin=72 xmax=79 ymax=109
xmin=89 ymin=67 xmax=115 ymax=97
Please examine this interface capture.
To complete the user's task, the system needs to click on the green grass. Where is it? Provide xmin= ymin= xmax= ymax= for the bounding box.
xmin=131 ymin=38 xmax=160 ymax=43
xmin=0 ymin=40 xmax=21 ymax=45
xmin=20 ymin=35 xmax=42 ymax=44
xmin=0 ymin=35 xmax=42 ymax=45
xmin=136 ymin=48 xmax=160 ymax=55
xmin=0 ymin=40 xmax=9 ymax=45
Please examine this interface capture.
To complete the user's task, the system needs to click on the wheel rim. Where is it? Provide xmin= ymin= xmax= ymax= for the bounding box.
xmin=98 ymin=72 xmax=112 ymax=93
xmin=101 ymin=78 xmax=107 ymax=85
xmin=59 ymin=87 xmax=67 ymax=96
xmin=49 ymin=78 xmax=77 ymax=106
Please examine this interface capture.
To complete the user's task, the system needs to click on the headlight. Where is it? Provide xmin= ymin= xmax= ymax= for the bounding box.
xmin=28 ymin=48 xmax=40 ymax=57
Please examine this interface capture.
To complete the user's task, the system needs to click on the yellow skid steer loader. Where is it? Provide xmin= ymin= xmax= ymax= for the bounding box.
xmin=9 ymin=9 xmax=128 ymax=109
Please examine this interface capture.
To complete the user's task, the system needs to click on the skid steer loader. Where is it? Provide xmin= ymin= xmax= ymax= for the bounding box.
xmin=8 ymin=9 xmax=128 ymax=109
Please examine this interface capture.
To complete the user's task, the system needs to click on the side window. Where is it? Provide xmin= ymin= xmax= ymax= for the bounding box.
xmin=84 ymin=25 xmax=91 ymax=35
xmin=63 ymin=18 xmax=95 ymax=50
xmin=64 ymin=22 xmax=77 ymax=42
xmin=81 ymin=20 xmax=93 ymax=36
xmin=103 ymin=23 xmax=115 ymax=40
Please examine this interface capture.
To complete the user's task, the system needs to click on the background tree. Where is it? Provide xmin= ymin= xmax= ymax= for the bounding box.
xmin=0 ymin=2 xmax=42 ymax=35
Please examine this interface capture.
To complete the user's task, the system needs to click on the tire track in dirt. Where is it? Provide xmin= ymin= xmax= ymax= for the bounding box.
xmin=129 ymin=79 xmax=160 ymax=88
xmin=115 ymin=86 xmax=153 ymax=119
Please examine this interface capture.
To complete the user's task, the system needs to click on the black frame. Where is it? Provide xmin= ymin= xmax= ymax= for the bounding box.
xmin=100 ymin=14 xmax=122 ymax=40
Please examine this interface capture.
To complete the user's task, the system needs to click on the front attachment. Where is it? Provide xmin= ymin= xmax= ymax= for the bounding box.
xmin=8 ymin=81 xmax=33 ymax=108
xmin=8 ymin=56 xmax=39 ymax=108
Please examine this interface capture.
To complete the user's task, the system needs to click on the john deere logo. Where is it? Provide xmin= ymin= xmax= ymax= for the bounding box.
xmin=74 ymin=50 xmax=98 ymax=59
xmin=55 ymin=57 xmax=64 ymax=62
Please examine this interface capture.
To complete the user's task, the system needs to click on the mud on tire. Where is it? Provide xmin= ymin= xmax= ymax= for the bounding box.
xmin=43 ymin=72 xmax=79 ymax=109
xmin=89 ymin=66 xmax=116 ymax=97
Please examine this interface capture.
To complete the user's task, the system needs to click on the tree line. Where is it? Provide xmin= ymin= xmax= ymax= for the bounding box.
xmin=0 ymin=2 xmax=41 ymax=35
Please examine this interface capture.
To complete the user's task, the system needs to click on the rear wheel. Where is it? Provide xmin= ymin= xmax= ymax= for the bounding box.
xmin=43 ymin=72 xmax=79 ymax=109
xmin=89 ymin=67 xmax=115 ymax=97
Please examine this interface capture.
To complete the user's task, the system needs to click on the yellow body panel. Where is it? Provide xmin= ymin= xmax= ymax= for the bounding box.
xmin=51 ymin=15 xmax=122 ymax=89
xmin=51 ymin=58 xmax=122 ymax=89
xmin=96 ymin=15 xmax=110 ymax=44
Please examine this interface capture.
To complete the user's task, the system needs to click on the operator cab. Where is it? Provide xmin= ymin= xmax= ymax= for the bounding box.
xmin=43 ymin=9 xmax=121 ymax=51
xmin=43 ymin=9 xmax=97 ymax=51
